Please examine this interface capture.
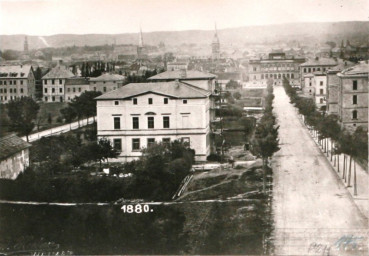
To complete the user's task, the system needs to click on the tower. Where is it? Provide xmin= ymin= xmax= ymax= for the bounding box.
xmin=24 ymin=36 xmax=29 ymax=53
xmin=137 ymin=26 xmax=144 ymax=59
xmin=212 ymin=23 xmax=220 ymax=60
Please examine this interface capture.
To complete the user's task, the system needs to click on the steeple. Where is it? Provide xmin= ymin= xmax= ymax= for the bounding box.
xmin=212 ymin=22 xmax=220 ymax=60
xmin=138 ymin=26 xmax=144 ymax=48
xmin=24 ymin=36 xmax=29 ymax=52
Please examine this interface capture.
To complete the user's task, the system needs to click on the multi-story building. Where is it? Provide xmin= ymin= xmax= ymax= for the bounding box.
xmin=65 ymin=77 xmax=90 ymax=102
xmin=0 ymin=134 xmax=31 ymax=180
xmin=0 ymin=65 xmax=36 ymax=103
xmin=167 ymin=62 xmax=189 ymax=71
xmin=89 ymin=73 xmax=125 ymax=94
xmin=337 ymin=62 xmax=368 ymax=132
xmin=300 ymin=57 xmax=341 ymax=94
xmin=248 ymin=52 xmax=305 ymax=86
xmin=326 ymin=62 xmax=355 ymax=115
xmin=42 ymin=65 xmax=74 ymax=102
xmin=96 ymin=81 xmax=212 ymax=162
xmin=312 ymin=72 xmax=327 ymax=108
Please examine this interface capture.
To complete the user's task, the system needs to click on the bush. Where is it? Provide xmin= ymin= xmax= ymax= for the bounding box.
xmin=207 ymin=153 xmax=222 ymax=162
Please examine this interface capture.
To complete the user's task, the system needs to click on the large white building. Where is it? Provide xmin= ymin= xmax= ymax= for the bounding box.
xmin=96 ymin=81 xmax=212 ymax=162
xmin=0 ymin=65 xmax=36 ymax=103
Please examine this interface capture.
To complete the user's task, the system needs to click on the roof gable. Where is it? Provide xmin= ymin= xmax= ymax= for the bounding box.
xmin=0 ymin=134 xmax=31 ymax=160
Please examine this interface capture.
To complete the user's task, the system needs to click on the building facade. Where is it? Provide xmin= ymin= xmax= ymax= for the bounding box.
xmin=89 ymin=73 xmax=125 ymax=93
xmin=0 ymin=65 xmax=36 ymax=103
xmin=312 ymin=72 xmax=327 ymax=108
xmin=96 ymin=81 xmax=212 ymax=162
xmin=326 ymin=63 xmax=355 ymax=115
xmin=248 ymin=52 xmax=305 ymax=86
xmin=0 ymin=134 xmax=31 ymax=180
xmin=65 ymin=77 xmax=91 ymax=102
xmin=42 ymin=65 xmax=74 ymax=102
xmin=300 ymin=57 xmax=341 ymax=95
xmin=337 ymin=62 xmax=369 ymax=132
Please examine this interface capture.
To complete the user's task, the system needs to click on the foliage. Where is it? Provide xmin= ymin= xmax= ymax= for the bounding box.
xmin=7 ymin=97 xmax=40 ymax=141
xmin=226 ymin=80 xmax=240 ymax=89
xmin=233 ymin=91 xmax=241 ymax=100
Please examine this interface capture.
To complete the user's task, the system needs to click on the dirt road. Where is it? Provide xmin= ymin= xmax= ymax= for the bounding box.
xmin=272 ymin=86 xmax=368 ymax=256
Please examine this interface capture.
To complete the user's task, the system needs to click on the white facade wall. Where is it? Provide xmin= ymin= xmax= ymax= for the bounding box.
xmin=0 ymin=149 xmax=29 ymax=180
xmin=0 ymin=72 xmax=35 ymax=103
xmin=314 ymin=75 xmax=327 ymax=107
xmin=43 ymin=78 xmax=66 ymax=102
xmin=97 ymin=93 xmax=211 ymax=162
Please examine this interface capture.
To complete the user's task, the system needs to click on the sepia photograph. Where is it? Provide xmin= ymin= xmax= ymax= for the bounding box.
xmin=0 ymin=0 xmax=368 ymax=255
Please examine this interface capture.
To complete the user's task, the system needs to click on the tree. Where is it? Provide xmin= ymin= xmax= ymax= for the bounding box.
xmin=60 ymin=105 xmax=77 ymax=123
xmin=226 ymin=80 xmax=240 ymax=89
xmin=233 ymin=91 xmax=241 ymax=100
xmin=7 ymin=97 xmax=40 ymax=142
xmin=86 ymin=138 xmax=119 ymax=169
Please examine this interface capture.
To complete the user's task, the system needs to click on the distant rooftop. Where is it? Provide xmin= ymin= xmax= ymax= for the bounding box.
xmin=148 ymin=70 xmax=216 ymax=80
xmin=300 ymin=58 xmax=339 ymax=67
xmin=65 ymin=77 xmax=90 ymax=85
xmin=0 ymin=65 xmax=32 ymax=78
xmin=90 ymin=73 xmax=126 ymax=82
xmin=339 ymin=62 xmax=369 ymax=76
xmin=42 ymin=66 xmax=74 ymax=79
xmin=95 ymin=81 xmax=210 ymax=100
xmin=0 ymin=134 xmax=31 ymax=161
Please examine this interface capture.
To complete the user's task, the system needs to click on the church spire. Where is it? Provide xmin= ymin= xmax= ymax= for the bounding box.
xmin=138 ymin=26 xmax=144 ymax=48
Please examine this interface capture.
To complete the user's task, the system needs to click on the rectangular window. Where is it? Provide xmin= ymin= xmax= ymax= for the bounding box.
xmin=147 ymin=138 xmax=155 ymax=148
xmin=353 ymin=80 xmax=357 ymax=90
xmin=0 ymin=81 xmax=2 ymax=85
xmin=320 ymin=89 xmax=323 ymax=95
xmin=59 ymin=88 xmax=63 ymax=93
xmin=52 ymin=96 xmax=55 ymax=102
xmin=148 ymin=116 xmax=154 ymax=128
xmin=164 ymin=98 xmax=168 ymax=104
xmin=183 ymin=99 xmax=187 ymax=104
xmin=103 ymin=87 xmax=107 ymax=92
xmin=20 ymin=80 xmax=23 ymax=85
xmin=78 ymin=87 xmax=81 ymax=92
xmin=14 ymin=89 xmax=16 ymax=93
xmin=44 ymin=80 xmax=47 ymax=85
xmin=113 ymin=139 xmax=122 ymax=151
xmin=0 ymin=89 xmax=2 ymax=93
xmin=133 ymin=117 xmax=139 ymax=129
xmin=132 ymin=138 xmax=140 ymax=151
xmin=114 ymin=101 xmax=119 ymax=105
xmin=73 ymin=88 xmax=76 ymax=93
xmin=148 ymin=98 xmax=153 ymax=104
xmin=20 ymin=88 xmax=23 ymax=93
xmin=4 ymin=89 xmax=6 ymax=93
xmin=9 ymin=89 xmax=12 ymax=93
xmin=353 ymin=95 xmax=357 ymax=105
xmin=133 ymin=98 xmax=137 ymax=105
xmin=52 ymin=79 xmax=55 ymax=85
xmin=162 ymin=138 xmax=170 ymax=145
xmin=52 ymin=88 xmax=55 ymax=93
xmin=59 ymin=79 xmax=62 ymax=84
xmin=9 ymin=81 xmax=12 ymax=85
xmin=320 ymin=81 xmax=323 ymax=86
xmin=67 ymin=88 xmax=70 ymax=92
xmin=4 ymin=81 xmax=6 ymax=85
xmin=114 ymin=117 xmax=120 ymax=129
xmin=60 ymin=96 xmax=63 ymax=102
xmin=163 ymin=116 xmax=170 ymax=128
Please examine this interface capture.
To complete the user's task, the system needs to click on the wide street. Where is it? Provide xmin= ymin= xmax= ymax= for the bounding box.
xmin=272 ymin=86 xmax=368 ymax=256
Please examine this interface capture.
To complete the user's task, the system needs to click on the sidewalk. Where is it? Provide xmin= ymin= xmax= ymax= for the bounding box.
xmin=299 ymin=114 xmax=369 ymax=219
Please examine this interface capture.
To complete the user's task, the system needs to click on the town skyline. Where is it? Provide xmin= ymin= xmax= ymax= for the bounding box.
xmin=1 ymin=0 xmax=368 ymax=36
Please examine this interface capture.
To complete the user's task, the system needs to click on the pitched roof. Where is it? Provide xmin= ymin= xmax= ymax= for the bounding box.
xmin=95 ymin=81 xmax=210 ymax=100
xmin=340 ymin=62 xmax=369 ymax=76
xmin=0 ymin=134 xmax=31 ymax=161
xmin=42 ymin=66 xmax=74 ymax=79
xmin=90 ymin=73 xmax=126 ymax=82
xmin=65 ymin=77 xmax=90 ymax=86
xmin=327 ymin=61 xmax=356 ymax=73
xmin=148 ymin=70 xmax=216 ymax=80
xmin=300 ymin=58 xmax=338 ymax=67
xmin=0 ymin=65 xmax=32 ymax=78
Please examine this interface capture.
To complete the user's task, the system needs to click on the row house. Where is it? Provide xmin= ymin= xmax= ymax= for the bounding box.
xmin=248 ymin=52 xmax=305 ymax=87
xmin=89 ymin=73 xmax=125 ymax=93
xmin=96 ymin=81 xmax=212 ymax=162
xmin=65 ymin=77 xmax=90 ymax=102
xmin=0 ymin=65 xmax=36 ymax=103
xmin=337 ymin=62 xmax=369 ymax=132
xmin=300 ymin=57 xmax=341 ymax=95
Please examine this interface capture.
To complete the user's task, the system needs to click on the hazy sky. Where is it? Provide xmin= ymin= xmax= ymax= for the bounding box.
xmin=0 ymin=0 xmax=368 ymax=35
